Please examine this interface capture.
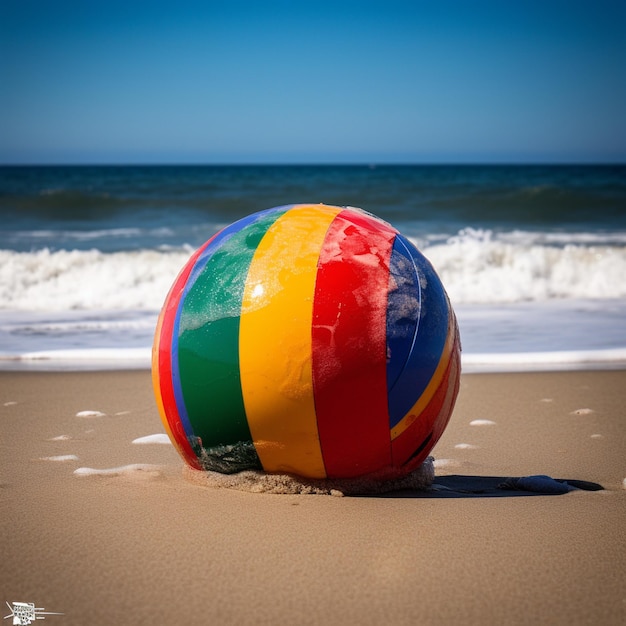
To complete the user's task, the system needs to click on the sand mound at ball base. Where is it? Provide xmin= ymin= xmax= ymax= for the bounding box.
xmin=182 ymin=456 xmax=435 ymax=496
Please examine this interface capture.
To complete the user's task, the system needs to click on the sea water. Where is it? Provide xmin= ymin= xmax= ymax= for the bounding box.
xmin=1 ymin=164 xmax=625 ymax=371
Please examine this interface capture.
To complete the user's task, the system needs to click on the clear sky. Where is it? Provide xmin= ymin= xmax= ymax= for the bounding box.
xmin=1 ymin=0 xmax=625 ymax=164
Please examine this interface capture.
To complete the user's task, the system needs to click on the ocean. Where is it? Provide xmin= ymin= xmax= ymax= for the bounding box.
xmin=1 ymin=164 xmax=625 ymax=371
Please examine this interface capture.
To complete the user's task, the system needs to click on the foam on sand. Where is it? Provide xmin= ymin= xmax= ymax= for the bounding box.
xmin=132 ymin=434 xmax=171 ymax=445
xmin=74 ymin=464 xmax=162 ymax=477
xmin=462 ymin=347 xmax=626 ymax=372
xmin=183 ymin=457 xmax=435 ymax=496
xmin=5 ymin=344 xmax=625 ymax=375
xmin=470 ymin=419 xmax=497 ymax=426
xmin=8 ymin=348 xmax=151 ymax=368
xmin=40 ymin=454 xmax=79 ymax=462
xmin=76 ymin=410 xmax=106 ymax=417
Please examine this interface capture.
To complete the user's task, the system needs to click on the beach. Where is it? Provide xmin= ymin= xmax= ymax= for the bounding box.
xmin=1 ymin=164 xmax=625 ymax=624
xmin=2 ymin=369 xmax=624 ymax=625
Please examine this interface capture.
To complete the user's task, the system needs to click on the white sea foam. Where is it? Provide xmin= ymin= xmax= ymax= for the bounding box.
xmin=0 ymin=229 xmax=625 ymax=374
xmin=6 ymin=318 xmax=154 ymax=333
xmin=469 ymin=419 xmax=497 ymax=426
xmin=76 ymin=410 xmax=106 ymax=417
xmin=73 ymin=464 xmax=162 ymax=477
xmin=462 ymin=348 xmax=626 ymax=373
xmin=492 ymin=229 xmax=626 ymax=247
xmin=417 ymin=229 xmax=626 ymax=303
xmin=1 ymin=343 xmax=625 ymax=373
xmin=0 ymin=248 xmax=190 ymax=311
xmin=1 ymin=348 xmax=152 ymax=369
xmin=132 ymin=434 xmax=171 ymax=445
xmin=40 ymin=454 xmax=79 ymax=462
xmin=1 ymin=232 xmax=626 ymax=311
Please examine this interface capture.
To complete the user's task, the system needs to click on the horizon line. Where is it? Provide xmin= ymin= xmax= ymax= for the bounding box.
xmin=1 ymin=160 xmax=625 ymax=168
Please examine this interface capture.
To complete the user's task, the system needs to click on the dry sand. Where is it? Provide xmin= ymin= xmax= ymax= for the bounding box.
xmin=1 ymin=369 xmax=625 ymax=625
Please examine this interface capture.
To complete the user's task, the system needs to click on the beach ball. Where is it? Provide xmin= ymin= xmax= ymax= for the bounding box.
xmin=152 ymin=204 xmax=461 ymax=480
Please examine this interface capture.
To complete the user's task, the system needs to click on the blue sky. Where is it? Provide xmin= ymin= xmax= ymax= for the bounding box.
xmin=1 ymin=0 xmax=625 ymax=164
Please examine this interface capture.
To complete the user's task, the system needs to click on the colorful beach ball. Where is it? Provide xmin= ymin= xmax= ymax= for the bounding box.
xmin=152 ymin=204 xmax=461 ymax=480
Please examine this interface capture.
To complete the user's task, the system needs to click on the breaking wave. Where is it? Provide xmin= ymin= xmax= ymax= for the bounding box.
xmin=1 ymin=229 xmax=625 ymax=311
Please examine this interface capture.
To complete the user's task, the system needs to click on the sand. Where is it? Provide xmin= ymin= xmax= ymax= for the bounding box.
xmin=1 ymin=369 xmax=625 ymax=625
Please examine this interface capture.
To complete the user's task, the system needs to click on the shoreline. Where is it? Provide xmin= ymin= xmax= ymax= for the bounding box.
xmin=2 ymin=346 xmax=626 ymax=373
xmin=1 ymin=369 xmax=625 ymax=625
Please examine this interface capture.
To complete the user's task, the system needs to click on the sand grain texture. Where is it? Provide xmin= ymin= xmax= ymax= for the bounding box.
xmin=1 ymin=370 xmax=625 ymax=625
